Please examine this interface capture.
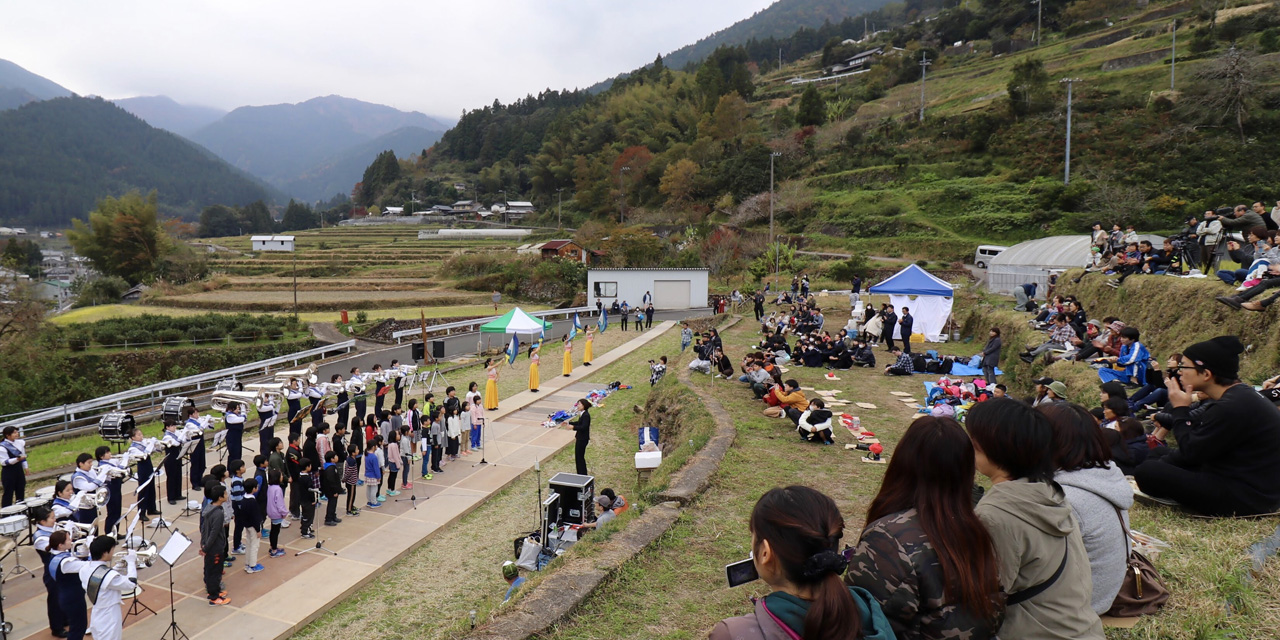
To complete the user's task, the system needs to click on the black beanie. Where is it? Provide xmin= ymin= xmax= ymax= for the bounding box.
xmin=1183 ymin=336 xmax=1245 ymax=381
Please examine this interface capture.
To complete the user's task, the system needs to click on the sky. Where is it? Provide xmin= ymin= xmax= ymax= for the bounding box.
xmin=2 ymin=0 xmax=776 ymax=119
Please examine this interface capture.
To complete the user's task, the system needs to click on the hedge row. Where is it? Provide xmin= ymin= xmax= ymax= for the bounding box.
xmin=60 ymin=313 xmax=300 ymax=350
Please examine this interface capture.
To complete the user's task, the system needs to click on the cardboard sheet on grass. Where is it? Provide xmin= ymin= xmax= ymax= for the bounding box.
xmin=867 ymin=264 xmax=954 ymax=342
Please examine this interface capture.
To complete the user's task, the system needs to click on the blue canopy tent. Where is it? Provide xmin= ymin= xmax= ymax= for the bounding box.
xmin=868 ymin=264 xmax=955 ymax=341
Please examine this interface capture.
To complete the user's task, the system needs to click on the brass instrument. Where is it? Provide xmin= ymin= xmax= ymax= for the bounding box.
xmin=211 ymin=390 xmax=260 ymax=412
xmin=345 ymin=374 xmax=367 ymax=395
xmin=274 ymin=364 xmax=318 ymax=385
xmin=317 ymin=382 xmax=345 ymax=399
xmin=112 ymin=539 xmax=159 ymax=570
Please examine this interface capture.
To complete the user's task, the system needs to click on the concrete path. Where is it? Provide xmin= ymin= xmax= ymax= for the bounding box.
xmin=2 ymin=322 xmax=676 ymax=640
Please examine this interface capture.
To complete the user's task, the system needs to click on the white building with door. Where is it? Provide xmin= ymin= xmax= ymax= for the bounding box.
xmin=587 ymin=268 xmax=708 ymax=310
xmin=251 ymin=235 xmax=295 ymax=252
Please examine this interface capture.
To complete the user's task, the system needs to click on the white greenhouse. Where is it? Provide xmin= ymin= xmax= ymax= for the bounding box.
xmin=987 ymin=234 xmax=1164 ymax=295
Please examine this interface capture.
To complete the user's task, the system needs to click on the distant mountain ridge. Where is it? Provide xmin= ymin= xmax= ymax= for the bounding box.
xmin=282 ymin=125 xmax=443 ymax=202
xmin=0 ymin=58 xmax=73 ymax=110
xmin=663 ymin=0 xmax=892 ymax=70
xmin=0 ymin=96 xmax=273 ymax=226
xmin=188 ymin=95 xmax=448 ymax=201
xmin=111 ymin=95 xmax=226 ymax=136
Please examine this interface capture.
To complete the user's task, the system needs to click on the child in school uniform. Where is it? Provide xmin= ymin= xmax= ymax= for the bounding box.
xmin=343 ymin=444 xmax=361 ymax=517
xmin=228 ymin=460 xmax=246 ymax=554
xmin=363 ymin=441 xmax=383 ymax=509
xmin=385 ymin=431 xmax=401 ymax=497
xmin=321 ymin=451 xmax=343 ymax=526
xmin=398 ymin=425 xmax=414 ymax=490
xmin=297 ymin=459 xmax=317 ymax=539
xmin=445 ymin=406 xmax=462 ymax=461
xmin=239 ymin=478 xmax=264 ymax=573
xmin=252 ymin=455 xmax=269 ymax=540
xmin=266 ymin=470 xmax=287 ymax=558
xmin=459 ymin=401 xmax=473 ymax=456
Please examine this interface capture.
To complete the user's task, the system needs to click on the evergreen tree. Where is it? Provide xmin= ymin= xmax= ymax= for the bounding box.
xmin=796 ymin=85 xmax=827 ymax=127
xmin=66 ymin=190 xmax=167 ymax=285
xmin=280 ymin=200 xmax=318 ymax=231
xmin=197 ymin=205 xmax=240 ymax=238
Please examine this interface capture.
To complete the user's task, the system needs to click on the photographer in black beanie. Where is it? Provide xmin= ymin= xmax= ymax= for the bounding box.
xmin=1133 ymin=336 xmax=1280 ymax=516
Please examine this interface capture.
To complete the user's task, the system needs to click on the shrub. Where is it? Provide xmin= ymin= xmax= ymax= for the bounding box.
xmin=355 ymin=310 xmax=369 ymax=324
xmin=123 ymin=329 xmax=152 ymax=346
xmin=230 ymin=323 xmax=260 ymax=343
xmin=155 ymin=329 xmax=185 ymax=344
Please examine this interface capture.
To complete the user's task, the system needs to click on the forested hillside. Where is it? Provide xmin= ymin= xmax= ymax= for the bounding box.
xmin=366 ymin=0 xmax=1280 ymax=266
xmin=0 ymin=96 xmax=273 ymax=226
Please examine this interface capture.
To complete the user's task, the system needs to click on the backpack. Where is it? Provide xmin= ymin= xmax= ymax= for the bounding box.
xmin=939 ymin=357 xmax=954 ymax=374
xmin=911 ymin=354 xmax=928 ymax=372
xmin=926 ymin=361 xmax=942 ymax=374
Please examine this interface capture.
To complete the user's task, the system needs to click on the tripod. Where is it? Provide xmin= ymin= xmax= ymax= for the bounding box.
xmin=422 ymin=364 xmax=449 ymax=394
xmin=295 ymin=538 xmax=337 ymax=557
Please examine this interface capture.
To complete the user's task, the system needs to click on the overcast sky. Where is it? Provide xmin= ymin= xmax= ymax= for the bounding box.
xmin=2 ymin=0 xmax=775 ymax=119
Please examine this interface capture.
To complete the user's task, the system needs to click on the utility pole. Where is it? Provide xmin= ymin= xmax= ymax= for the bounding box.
xmin=778 ymin=48 xmax=782 ymax=70
xmin=769 ymin=151 xmax=782 ymax=285
xmin=919 ymin=54 xmax=931 ymax=123
xmin=1032 ymin=0 xmax=1042 ymax=47
xmin=499 ymin=189 xmax=507 ymax=225
xmin=1060 ymin=78 xmax=1080 ymax=184
xmin=1170 ymin=19 xmax=1177 ymax=90
xmin=556 ymin=188 xmax=564 ymax=229
xmin=618 ymin=167 xmax=631 ymax=225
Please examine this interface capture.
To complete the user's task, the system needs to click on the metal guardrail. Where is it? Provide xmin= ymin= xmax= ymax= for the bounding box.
xmin=390 ymin=307 xmax=599 ymax=342
xmin=2 ymin=340 xmax=358 ymax=441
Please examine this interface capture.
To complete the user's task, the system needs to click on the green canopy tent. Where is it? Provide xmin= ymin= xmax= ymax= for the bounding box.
xmin=480 ymin=307 xmax=552 ymax=334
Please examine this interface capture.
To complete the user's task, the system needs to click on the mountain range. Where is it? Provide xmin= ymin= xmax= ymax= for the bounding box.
xmin=111 ymin=95 xmax=226 ymax=136
xmin=0 ymin=58 xmax=73 ymax=110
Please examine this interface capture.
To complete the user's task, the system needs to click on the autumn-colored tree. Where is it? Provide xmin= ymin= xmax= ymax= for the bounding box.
xmin=659 ymin=159 xmax=701 ymax=203
xmin=612 ymin=146 xmax=654 ymax=178
xmin=66 ymin=190 xmax=167 ymax=285
xmin=710 ymin=93 xmax=751 ymax=141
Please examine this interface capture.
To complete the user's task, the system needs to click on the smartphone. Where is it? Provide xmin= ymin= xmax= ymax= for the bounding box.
xmin=725 ymin=556 xmax=759 ymax=588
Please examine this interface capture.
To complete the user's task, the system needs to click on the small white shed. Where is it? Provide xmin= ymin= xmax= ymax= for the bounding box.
xmin=588 ymin=268 xmax=709 ymax=310
xmin=252 ymin=235 xmax=295 ymax=252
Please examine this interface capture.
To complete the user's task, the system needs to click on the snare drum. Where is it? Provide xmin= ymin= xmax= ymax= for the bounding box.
xmin=0 ymin=514 xmax=28 ymax=537
xmin=0 ymin=505 xmax=26 ymax=518
xmin=34 ymin=486 xmax=54 ymax=499
xmin=23 ymin=497 xmax=49 ymax=512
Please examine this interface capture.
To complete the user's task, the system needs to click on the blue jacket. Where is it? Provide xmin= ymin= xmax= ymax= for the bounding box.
xmin=363 ymin=451 xmax=382 ymax=480
xmin=1117 ymin=341 xmax=1150 ymax=381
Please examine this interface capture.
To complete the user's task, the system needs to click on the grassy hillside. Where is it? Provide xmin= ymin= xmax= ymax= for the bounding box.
xmin=379 ymin=0 xmax=1280 ymax=272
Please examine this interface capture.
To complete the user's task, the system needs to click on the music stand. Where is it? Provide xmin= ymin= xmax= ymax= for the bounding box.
xmin=176 ymin=439 xmax=202 ymax=519
xmin=158 ymin=530 xmax=191 ymax=640
xmin=148 ymin=455 xmax=175 ymax=540
xmin=119 ymin=507 xmax=157 ymax=622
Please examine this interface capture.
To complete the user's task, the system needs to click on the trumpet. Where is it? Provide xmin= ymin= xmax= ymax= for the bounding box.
xmin=112 ymin=539 xmax=159 ymax=570
xmin=211 ymin=390 xmax=260 ymax=413
xmin=274 ymin=364 xmax=318 ymax=385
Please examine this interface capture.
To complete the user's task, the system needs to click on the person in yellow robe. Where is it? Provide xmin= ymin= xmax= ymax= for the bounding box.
xmin=562 ymin=335 xmax=573 ymax=377
xmin=583 ymin=327 xmax=594 ymax=366
xmin=484 ymin=359 xmax=499 ymax=410
xmin=529 ymin=343 xmax=541 ymax=392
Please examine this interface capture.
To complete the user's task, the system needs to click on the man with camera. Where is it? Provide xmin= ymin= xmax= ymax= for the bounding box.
xmin=1133 ymin=336 xmax=1280 ymax=516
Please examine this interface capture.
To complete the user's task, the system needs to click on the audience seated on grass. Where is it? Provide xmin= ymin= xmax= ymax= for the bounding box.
xmin=1108 ymin=417 xmax=1150 ymax=476
xmin=845 ymin=416 xmax=1005 ymax=640
xmin=1093 ymin=327 xmax=1149 ymax=386
xmin=883 ymin=347 xmax=912 ymax=376
xmin=797 ymin=399 xmax=835 ymax=445
xmin=966 ymin=399 xmax=1104 ymax=639
xmin=1133 ymin=336 xmax=1280 ymax=516
xmin=709 ymin=486 xmax=894 ymax=640
xmin=1038 ymin=403 xmax=1134 ymax=615
xmin=1018 ymin=315 xmax=1076 ymax=364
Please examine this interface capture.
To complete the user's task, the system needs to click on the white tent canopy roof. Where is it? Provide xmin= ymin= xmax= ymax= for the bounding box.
xmin=987 ymin=234 xmax=1165 ymax=295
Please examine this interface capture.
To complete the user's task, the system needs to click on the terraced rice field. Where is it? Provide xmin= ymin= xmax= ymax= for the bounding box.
xmin=148 ymin=289 xmax=489 ymax=311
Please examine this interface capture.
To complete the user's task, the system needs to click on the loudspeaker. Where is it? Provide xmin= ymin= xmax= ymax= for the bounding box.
xmin=431 ymin=340 xmax=446 ymax=359
xmin=548 ymin=472 xmax=595 ymax=525
xmin=411 ymin=342 xmax=424 ymax=361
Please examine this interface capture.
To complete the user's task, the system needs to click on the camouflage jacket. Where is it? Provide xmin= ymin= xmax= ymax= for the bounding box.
xmin=844 ymin=508 xmax=1004 ymax=640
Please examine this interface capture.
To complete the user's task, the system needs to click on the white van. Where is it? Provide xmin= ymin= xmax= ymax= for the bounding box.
xmin=974 ymin=245 xmax=1008 ymax=269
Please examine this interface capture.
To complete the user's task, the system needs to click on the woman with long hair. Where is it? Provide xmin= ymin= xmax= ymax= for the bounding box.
xmin=562 ymin=334 xmax=573 ymax=377
xmin=567 ymin=399 xmax=591 ymax=475
xmin=583 ymin=326 xmax=595 ymax=366
xmin=483 ymin=358 xmax=499 ymax=411
xmin=1038 ymin=403 xmax=1133 ymax=614
xmin=709 ymin=486 xmax=893 ymax=640
xmin=845 ymin=416 xmax=1004 ymax=639
xmin=966 ymin=399 xmax=1103 ymax=639
xmin=528 ymin=343 xmax=541 ymax=393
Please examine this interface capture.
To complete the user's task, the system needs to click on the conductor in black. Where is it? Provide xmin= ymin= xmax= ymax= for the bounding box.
xmin=568 ymin=399 xmax=592 ymax=476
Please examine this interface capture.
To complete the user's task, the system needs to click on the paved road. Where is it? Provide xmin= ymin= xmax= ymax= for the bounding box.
xmin=313 ymin=308 xmax=712 ymax=383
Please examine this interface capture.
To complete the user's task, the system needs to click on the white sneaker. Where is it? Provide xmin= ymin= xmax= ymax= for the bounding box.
xmin=280 ymin=520 xmax=292 ymax=528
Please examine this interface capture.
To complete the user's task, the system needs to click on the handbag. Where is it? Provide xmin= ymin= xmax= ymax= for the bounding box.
xmin=1105 ymin=507 xmax=1170 ymax=617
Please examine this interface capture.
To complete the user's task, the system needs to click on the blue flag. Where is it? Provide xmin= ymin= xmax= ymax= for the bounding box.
xmin=573 ymin=313 xmax=583 ymax=330
xmin=567 ymin=326 xmax=577 ymax=342
xmin=598 ymin=309 xmax=608 ymax=333
xmin=506 ymin=334 xmax=519 ymax=365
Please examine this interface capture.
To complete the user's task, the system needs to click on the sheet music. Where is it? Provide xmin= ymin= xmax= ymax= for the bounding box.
xmin=159 ymin=531 xmax=191 ymax=566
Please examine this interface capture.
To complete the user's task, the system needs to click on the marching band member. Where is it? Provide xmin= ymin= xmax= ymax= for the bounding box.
xmin=256 ymin=391 xmax=278 ymax=458
xmin=128 ymin=427 xmax=159 ymax=519
xmin=390 ymin=358 xmax=405 ymax=408
xmin=79 ymin=535 xmax=138 ymax=640
xmin=32 ymin=507 xmax=68 ymax=639
xmin=52 ymin=480 xmax=75 ymax=521
xmin=372 ymin=364 xmax=387 ymax=416
xmin=160 ymin=421 xmax=185 ymax=505
xmin=93 ymin=446 xmax=124 ymax=534
xmin=184 ymin=406 xmax=208 ymax=492
xmin=224 ymin=401 xmax=247 ymax=463
xmin=484 ymin=358 xmax=499 ymax=411
xmin=333 ymin=374 xmax=350 ymax=432
xmin=0 ymin=425 xmax=28 ymax=506
xmin=48 ymin=530 xmax=89 ymax=640
xmin=71 ymin=453 xmax=105 ymax=526
xmin=309 ymin=397 xmax=330 ymax=431
xmin=350 ymin=366 xmax=367 ymax=424
xmin=305 ymin=378 xmax=324 ymax=409
xmin=285 ymin=378 xmax=304 ymax=433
